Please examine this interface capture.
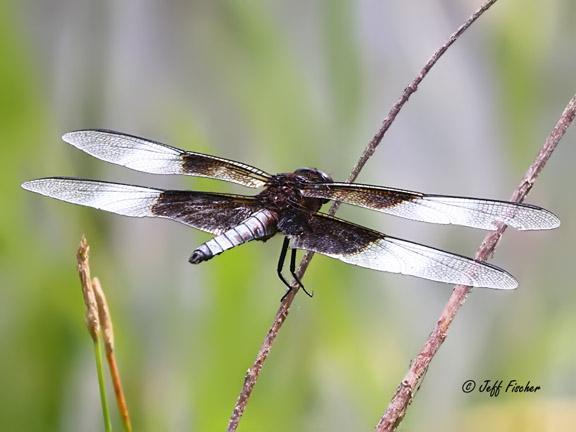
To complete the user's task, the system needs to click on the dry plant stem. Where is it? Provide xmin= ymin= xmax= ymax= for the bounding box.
xmin=77 ymin=237 xmax=112 ymax=432
xmin=93 ymin=277 xmax=133 ymax=432
xmin=77 ymin=236 xmax=100 ymax=341
xmin=376 ymin=94 xmax=576 ymax=432
xmin=227 ymin=2 xmax=500 ymax=430
xmin=345 ymin=0 xmax=499 ymax=185
xmin=92 ymin=277 xmax=114 ymax=352
xmin=227 ymin=254 xmax=312 ymax=432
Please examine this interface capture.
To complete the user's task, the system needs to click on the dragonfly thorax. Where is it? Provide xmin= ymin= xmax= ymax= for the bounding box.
xmin=261 ymin=169 xmax=332 ymax=214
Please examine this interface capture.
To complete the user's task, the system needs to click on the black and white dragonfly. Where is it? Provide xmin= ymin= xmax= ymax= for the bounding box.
xmin=22 ymin=130 xmax=560 ymax=296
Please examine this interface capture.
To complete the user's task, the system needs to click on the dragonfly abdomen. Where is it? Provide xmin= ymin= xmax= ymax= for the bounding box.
xmin=189 ymin=209 xmax=278 ymax=264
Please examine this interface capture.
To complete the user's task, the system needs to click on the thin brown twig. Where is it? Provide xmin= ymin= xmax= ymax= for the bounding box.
xmin=344 ymin=0 xmax=499 ymax=186
xmin=76 ymin=237 xmax=112 ymax=431
xmin=77 ymin=237 xmax=132 ymax=431
xmin=77 ymin=236 xmax=100 ymax=342
xmin=93 ymin=277 xmax=133 ymax=432
xmin=226 ymin=1 xmax=500 ymax=430
xmin=376 ymin=94 xmax=575 ymax=431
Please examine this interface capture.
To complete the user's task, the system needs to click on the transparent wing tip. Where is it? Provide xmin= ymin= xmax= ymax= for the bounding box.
xmin=62 ymin=130 xmax=92 ymax=148
xmin=492 ymin=273 xmax=518 ymax=290
xmin=474 ymin=263 xmax=518 ymax=290
xmin=512 ymin=205 xmax=561 ymax=231
xmin=535 ymin=209 xmax=561 ymax=230
xmin=21 ymin=177 xmax=83 ymax=200
xmin=61 ymin=131 xmax=76 ymax=142
xmin=21 ymin=178 xmax=52 ymax=195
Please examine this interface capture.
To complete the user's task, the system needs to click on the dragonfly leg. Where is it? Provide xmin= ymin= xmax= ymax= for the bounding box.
xmin=290 ymin=247 xmax=313 ymax=298
xmin=277 ymin=237 xmax=292 ymax=301
xmin=277 ymin=237 xmax=313 ymax=301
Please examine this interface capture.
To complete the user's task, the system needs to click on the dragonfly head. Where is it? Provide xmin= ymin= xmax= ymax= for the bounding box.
xmin=293 ymin=168 xmax=333 ymax=206
xmin=293 ymin=168 xmax=333 ymax=185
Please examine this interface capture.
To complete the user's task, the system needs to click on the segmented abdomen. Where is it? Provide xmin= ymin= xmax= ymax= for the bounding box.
xmin=189 ymin=209 xmax=278 ymax=263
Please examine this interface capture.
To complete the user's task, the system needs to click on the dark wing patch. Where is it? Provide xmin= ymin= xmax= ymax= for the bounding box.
xmin=151 ymin=190 xmax=260 ymax=234
xmin=300 ymin=182 xmax=560 ymax=231
xmin=62 ymin=129 xmax=271 ymax=188
xmin=289 ymin=213 xmax=518 ymax=289
xmin=21 ymin=178 xmax=262 ymax=234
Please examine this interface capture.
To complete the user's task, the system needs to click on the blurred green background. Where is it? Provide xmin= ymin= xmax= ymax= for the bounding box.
xmin=2 ymin=1 xmax=575 ymax=431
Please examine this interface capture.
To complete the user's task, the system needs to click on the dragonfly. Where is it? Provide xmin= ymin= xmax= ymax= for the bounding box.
xmin=22 ymin=130 xmax=560 ymax=297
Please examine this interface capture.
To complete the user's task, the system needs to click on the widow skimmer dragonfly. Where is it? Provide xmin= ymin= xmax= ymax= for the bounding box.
xmin=22 ymin=130 xmax=559 ymax=296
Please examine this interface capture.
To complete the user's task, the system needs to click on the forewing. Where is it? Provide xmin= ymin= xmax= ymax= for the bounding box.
xmin=289 ymin=213 xmax=518 ymax=289
xmin=21 ymin=178 xmax=261 ymax=234
xmin=300 ymin=183 xmax=560 ymax=231
xmin=62 ymin=129 xmax=271 ymax=188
